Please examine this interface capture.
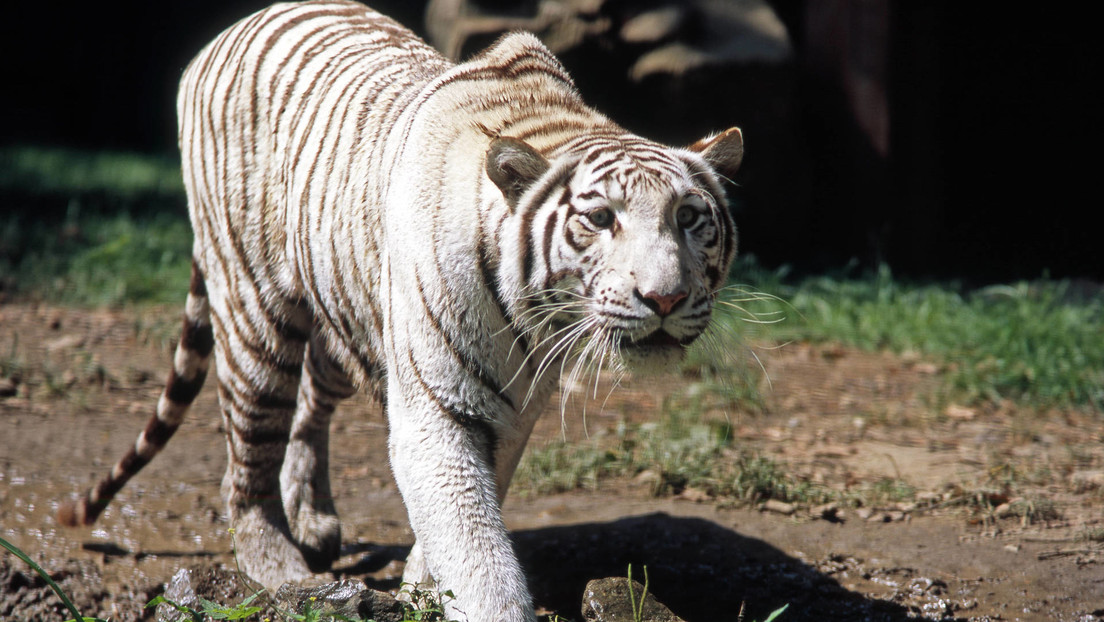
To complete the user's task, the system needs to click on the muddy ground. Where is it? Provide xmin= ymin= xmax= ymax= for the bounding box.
xmin=1 ymin=303 xmax=1102 ymax=621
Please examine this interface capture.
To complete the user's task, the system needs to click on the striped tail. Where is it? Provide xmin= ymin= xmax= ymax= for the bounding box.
xmin=57 ymin=259 xmax=214 ymax=527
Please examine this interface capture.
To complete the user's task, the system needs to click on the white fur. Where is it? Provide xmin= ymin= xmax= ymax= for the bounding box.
xmin=176 ymin=3 xmax=740 ymax=619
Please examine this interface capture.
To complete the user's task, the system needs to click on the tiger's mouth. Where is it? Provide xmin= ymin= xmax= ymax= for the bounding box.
xmin=620 ymin=328 xmax=697 ymax=350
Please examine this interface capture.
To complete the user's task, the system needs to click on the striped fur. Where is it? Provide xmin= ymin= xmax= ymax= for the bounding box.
xmin=60 ymin=2 xmax=743 ymax=620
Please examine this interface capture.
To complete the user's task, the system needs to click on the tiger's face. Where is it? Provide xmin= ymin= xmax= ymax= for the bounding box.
xmin=487 ymin=129 xmax=743 ymax=373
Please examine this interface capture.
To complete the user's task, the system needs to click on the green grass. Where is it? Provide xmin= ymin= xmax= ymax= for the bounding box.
xmin=0 ymin=145 xmax=184 ymax=198
xmin=724 ymin=260 xmax=1104 ymax=411
xmin=0 ymin=534 xmax=109 ymax=622
xmin=1 ymin=210 xmax=193 ymax=305
xmin=518 ymin=392 xmax=834 ymax=506
xmin=1 ymin=145 xmax=192 ymax=306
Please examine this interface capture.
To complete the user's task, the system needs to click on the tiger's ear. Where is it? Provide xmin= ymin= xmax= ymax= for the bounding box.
xmin=486 ymin=137 xmax=550 ymax=208
xmin=688 ymin=127 xmax=744 ymax=183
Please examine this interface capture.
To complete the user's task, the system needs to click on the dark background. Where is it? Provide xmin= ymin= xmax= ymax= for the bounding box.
xmin=2 ymin=1 xmax=1099 ymax=283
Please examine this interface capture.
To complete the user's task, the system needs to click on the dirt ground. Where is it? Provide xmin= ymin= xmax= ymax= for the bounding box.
xmin=1 ymin=303 xmax=1102 ymax=621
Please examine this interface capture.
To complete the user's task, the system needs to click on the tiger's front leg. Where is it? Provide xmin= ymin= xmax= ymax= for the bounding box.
xmin=399 ymin=392 xmax=550 ymax=604
xmin=388 ymin=394 xmax=537 ymax=622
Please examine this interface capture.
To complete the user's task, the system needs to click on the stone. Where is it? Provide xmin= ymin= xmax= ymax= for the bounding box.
xmin=619 ymin=7 xmax=686 ymax=44
xmin=157 ymin=566 xmax=246 ymax=622
xmin=582 ymin=577 xmax=686 ymax=622
xmin=812 ymin=502 xmax=842 ymax=521
xmin=0 ymin=377 xmax=17 ymax=397
xmin=1070 ymin=470 xmax=1104 ymax=493
xmin=761 ymin=499 xmax=796 ymax=515
xmin=156 ymin=567 xmax=404 ymax=622
xmin=275 ymin=580 xmax=406 ymax=622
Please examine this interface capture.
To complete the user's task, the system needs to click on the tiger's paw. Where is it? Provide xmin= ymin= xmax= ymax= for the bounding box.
xmin=398 ymin=540 xmax=436 ymax=594
xmin=290 ymin=508 xmax=342 ymax=572
xmin=231 ymin=504 xmax=320 ymax=590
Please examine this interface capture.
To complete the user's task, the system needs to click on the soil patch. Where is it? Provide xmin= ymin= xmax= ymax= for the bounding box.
xmin=1 ymin=303 xmax=1102 ymax=620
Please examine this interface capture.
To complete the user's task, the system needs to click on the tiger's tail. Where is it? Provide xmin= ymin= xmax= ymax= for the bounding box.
xmin=57 ymin=258 xmax=214 ymax=527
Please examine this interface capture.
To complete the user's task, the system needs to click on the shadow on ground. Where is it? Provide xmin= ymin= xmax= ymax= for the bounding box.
xmin=335 ymin=512 xmax=915 ymax=621
xmin=516 ymin=512 xmax=913 ymax=621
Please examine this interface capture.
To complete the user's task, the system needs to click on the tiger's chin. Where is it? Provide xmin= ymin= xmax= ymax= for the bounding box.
xmin=616 ymin=329 xmax=695 ymax=375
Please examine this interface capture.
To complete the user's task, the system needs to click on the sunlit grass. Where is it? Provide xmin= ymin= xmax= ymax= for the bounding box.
xmin=518 ymin=393 xmax=834 ymax=506
xmin=769 ymin=264 xmax=1103 ymax=411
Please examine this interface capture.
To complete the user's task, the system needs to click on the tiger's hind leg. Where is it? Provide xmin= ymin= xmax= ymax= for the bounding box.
xmin=281 ymin=331 xmax=356 ymax=571
xmin=210 ymin=295 xmax=316 ymax=588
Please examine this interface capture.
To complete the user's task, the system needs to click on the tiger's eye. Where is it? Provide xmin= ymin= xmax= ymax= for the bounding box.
xmin=676 ymin=204 xmax=699 ymax=228
xmin=587 ymin=208 xmax=614 ymax=228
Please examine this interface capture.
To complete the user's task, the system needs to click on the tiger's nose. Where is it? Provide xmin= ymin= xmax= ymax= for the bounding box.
xmin=636 ymin=289 xmax=688 ymax=316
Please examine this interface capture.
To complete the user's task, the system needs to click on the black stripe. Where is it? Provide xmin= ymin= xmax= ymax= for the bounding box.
xmin=189 ymin=258 xmax=207 ymax=296
xmin=241 ymin=331 xmax=304 ymax=378
xmin=518 ymin=167 xmax=573 ymax=285
xmin=467 ymin=419 xmax=498 ymax=473
xmin=166 ymin=369 xmax=208 ymax=405
xmin=476 ymin=222 xmax=529 ymax=358
xmin=229 ymin=419 xmax=292 ymax=446
xmin=217 ymin=379 xmax=296 ymax=421
xmin=412 ymin=267 xmax=515 ymax=410
xmin=273 ymin=313 xmax=311 ymax=343
xmin=203 ymin=13 xmax=300 ymax=349
xmin=181 ymin=315 xmax=215 ymax=357
xmin=142 ymin=415 xmax=179 ymax=449
xmin=540 ymin=208 xmax=561 ymax=276
xmin=405 ymin=349 xmax=498 ymax=471
xmin=587 ymin=155 xmax=623 ymax=181
xmin=564 ymin=220 xmax=587 ymax=253
xmin=254 ymin=389 xmax=298 ymax=411
xmin=267 ymin=5 xmax=377 ymax=116
xmin=101 ymin=451 xmax=149 ymax=499
xmin=228 ymin=454 xmax=286 ymax=478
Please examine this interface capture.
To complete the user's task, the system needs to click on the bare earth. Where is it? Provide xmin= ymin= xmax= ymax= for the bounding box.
xmin=1 ymin=303 xmax=1102 ymax=621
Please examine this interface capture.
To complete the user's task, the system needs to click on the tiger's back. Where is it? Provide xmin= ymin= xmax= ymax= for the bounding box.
xmin=64 ymin=2 xmax=745 ymax=620
xmin=178 ymin=0 xmax=450 ymax=386
xmin=179 ymin=0 xmax=619 ymax=386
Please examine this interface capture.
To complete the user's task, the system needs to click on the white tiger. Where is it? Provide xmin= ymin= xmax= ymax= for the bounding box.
xmin=59 ymin=1 xmax=743 ymax=620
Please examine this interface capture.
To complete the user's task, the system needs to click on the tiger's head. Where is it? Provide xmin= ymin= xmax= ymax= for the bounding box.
xmin=488 ymin=127 xmax=744 ymax=374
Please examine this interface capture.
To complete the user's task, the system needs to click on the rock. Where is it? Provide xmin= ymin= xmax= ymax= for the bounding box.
xmin=993 ymin=502 xmax=1015 ymax=519
xmin=760 ymin=499 xmax=796 ymax=515
xmin=45 ymin=334 xmax=84 ymax=351
xmin=156 ymin=568 xmax=406 ymax=622
xmin=157 ymin=566 xmax=251 ymax=622
xmin=1070 ymin=470 xmax=1104 ymax=493
xmin=677 ymin=486 xmax=712 ymax=503
xmin=582 ymin=577 xmax=686 ymax=622
xmin=0 ymin=377 xmax=17 ymax=397
xmin=425 ymin=0 xmax=790 ymax=74
xmin=619 ymin=7 xmax=687 ymax=44
xmin=426 ymin=0 xmax=612 ymax=60
xmin=275 ymin=580 xmax=405 ymax=622
xmin=812 ymin=502 xmax=842 ymax=522
xmin=943 ymin=404 xmax=977 ymax=420
xmin=913 ymin=362 xmax=940 ymax=375
xmin=632 ymin=469 xmax=661 ymax=489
